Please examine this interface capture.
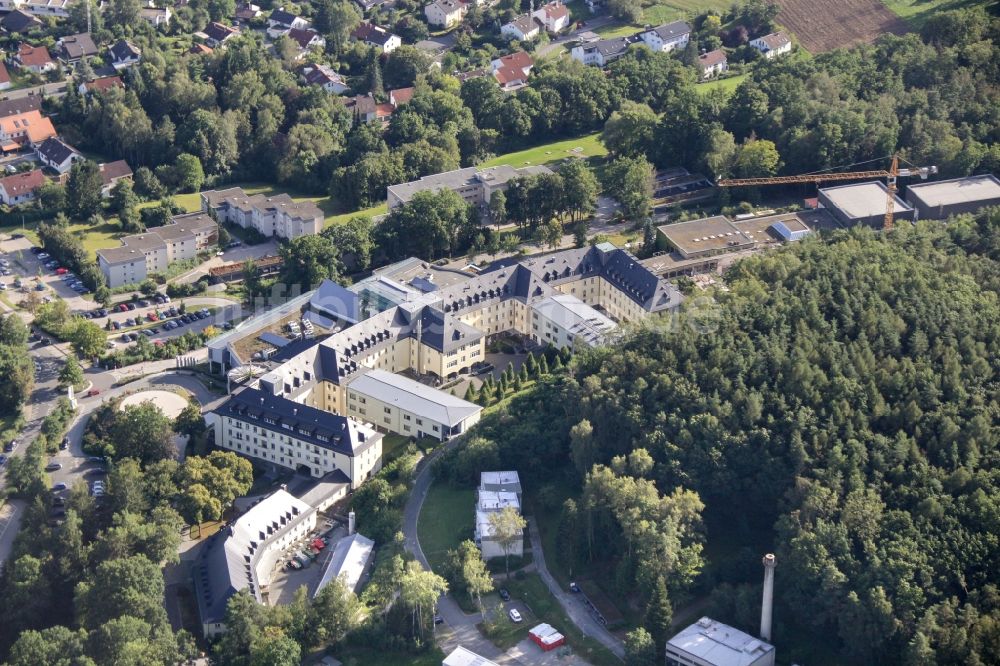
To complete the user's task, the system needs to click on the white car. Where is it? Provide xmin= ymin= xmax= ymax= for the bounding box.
xmin=508 ymin=609 xmax=522 ymax=623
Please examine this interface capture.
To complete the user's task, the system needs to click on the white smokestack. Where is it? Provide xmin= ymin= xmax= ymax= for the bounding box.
xmin=761 ymin=553 xmax=776 ymax=642
xmin=348 ymin=511 xmax=356 ymax=535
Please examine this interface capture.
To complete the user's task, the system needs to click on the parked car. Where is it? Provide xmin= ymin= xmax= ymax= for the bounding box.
xmin=126 ymin=302 xmax=136 ymax=311
xmin=45 ymin=462 xmax=62 ymax=472
xmin=60 ymin=436 xmax=69 ymax=450
xmin=55 ymin=267 xmax=68 ymax=275
xmin=499 ymin=588 xmax=510 ymax=602
xmin=52 ymin=483 xmax=68 ymax=492
xmin=112 ymin=321 xmax=120 ymax=330
xmin=37 ymin=252 xmax=49 ymax=259
xmin=128 ymin=332 xmax=139 ymax=341
xmin=508 ymin=609 xmax=522 ymax=623
xmin=86 ymin=389 xmax=100 ymax=397
xmin=121 ymin=333 xmax=130 ymax=342
xmin=138 ymin=299 xmax=149 ymax=307
xmin=434 ymin=615 xmax=444 ymax=625
xmin=0 ymin=454 xmax=7 ymax=467
xmin=4 ymin=440 xmax=18 ymax=453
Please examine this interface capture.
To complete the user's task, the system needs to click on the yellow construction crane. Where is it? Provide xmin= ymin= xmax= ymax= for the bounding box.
xmin=717 ymin=155 xmax=937 ymax=230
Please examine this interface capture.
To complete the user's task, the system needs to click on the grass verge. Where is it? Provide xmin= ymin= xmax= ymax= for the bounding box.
xmin=417 ymin=481 xmax=474 ymax=574
xmin=480 ymin=133 xmax=607 ymax=169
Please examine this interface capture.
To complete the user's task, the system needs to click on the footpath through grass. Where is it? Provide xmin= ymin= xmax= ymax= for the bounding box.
xmin=417 ymin=481 xmax=475 ymax=574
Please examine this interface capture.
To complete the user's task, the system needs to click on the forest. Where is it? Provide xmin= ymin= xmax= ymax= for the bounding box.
xmin=443 ymin=207 xmax=1000 ymax=664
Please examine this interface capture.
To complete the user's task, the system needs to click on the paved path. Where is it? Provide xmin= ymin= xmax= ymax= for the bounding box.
xmin=527 ymin=519 xmax=625 ymax=659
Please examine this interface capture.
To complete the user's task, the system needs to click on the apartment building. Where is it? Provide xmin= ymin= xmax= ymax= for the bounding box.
xmin=210 ymin=386 xmax=383 ymax=485
xmin=387 ymin=164 xmax=552 ymax=210
xmin=201 ymin=187 xmax=323 ymax=240
xmin=475 ymin=472 xmax=524 ymax=560
xmin=193 ymin=489 xmax=316 ymax=637
xmin=346 ymin=368 xmax=482 ymax=441
xmin=97 ymin=212 xmax=218 ymax=287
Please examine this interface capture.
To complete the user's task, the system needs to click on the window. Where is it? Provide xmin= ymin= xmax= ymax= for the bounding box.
xmin=384 ymin=407 xmax=391 ymax=414
xmin=416 ymin=419 xmax=423 ymax=426
xmin=403 ymin=414 xmax=411 ymax=421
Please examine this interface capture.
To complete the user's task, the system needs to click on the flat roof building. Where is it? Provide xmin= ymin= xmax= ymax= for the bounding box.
xmin=387 ymin=165 xmax=552 ymax=210
xmin=657 ymin=216 xmax=756 ymax=259
xmin=480 ymin=471 xmax=521 ymax=496
xmin=817 ymin=181 xmax=915 ymax=228
xmin=666 ymin=617 xmax=775 ymax=666
xmin=443 ymin=647 xmax=500 ymax=666
xmin=905 ymin=174 xmax=1000 ymax=220
xmin=531 ymin=293 xmax=617 ymax=348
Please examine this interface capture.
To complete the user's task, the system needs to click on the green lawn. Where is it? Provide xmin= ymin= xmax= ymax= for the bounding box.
xmin=503 ymin=573 xmax=622 ymax=666
xmin=480 ymin=133 xmax=607 ymax=169
xmin=695 ymin=73 xmax=748 ymax=96
xmin=591 ymin=0 xmax=732 ymax=38
xmin=417 ymin=481 xmax=475 ymax=574
xmin=880 ymin=0 xmax=992 ymax=26
xmin=381 ymin=433 xmax=413 ymax=463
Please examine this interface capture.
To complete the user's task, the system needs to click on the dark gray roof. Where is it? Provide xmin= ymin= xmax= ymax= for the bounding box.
xmin=217 ymin=387 xmax=377 ymax=456
xmin=585 ymin=36 xmax=632 ymax=58
xmin=268 ymin=8 xmax=298 ymax=25
xmin=310 ymin=279 xmax=361 ymax=324
xmin=0 ymin=95 xmax=40 ymax=119
xmin=645 ymin=20 xmax=692 ymax=41
xmin=35 ymin=137 xmax=78 ymax=165
xmin=109 ymin=39 xmax=141 ymax=62
xmin=1 ymin=10 xmax=41 ymax=33
xmin=59 ymin=33 xmax=98 ymax=59
xmin=416 ymin=305 xmax=483 ymax=354
xmin=192 ymin=529 xmax=241 ymax=627
xmin=259 ymin=331 xmax=291 ymax=348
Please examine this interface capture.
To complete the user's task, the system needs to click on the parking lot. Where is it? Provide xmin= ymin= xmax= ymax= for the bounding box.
xmin=265 ymin=523 xmax=346 ymax=605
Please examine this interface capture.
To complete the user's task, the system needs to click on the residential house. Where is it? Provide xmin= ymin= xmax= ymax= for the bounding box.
xmin=697 ymin=49 xmax=727 ymax=78
xmin=109 ymin=39 xmax=142 ymax=70
xmin=0 ymin=62 xmax=10 ymax=91
xmin=301 ymin=63 xmax=349 ymax=94
xmin=353 ymin=0 xmax=389 ymax=11
xmin=79 ymin=75 xmax=124 ymax=95
xmin=1 ymin=9 xmax=42 ymax=33
xmin=569 ymin=35 xmax=634 ymax=67
xmin=266 ymin=7 xmax=309 ymax=38
xmin=21 ymin=0 xmax=72 ymax=18
xmin=203 ymin=22 xmax=239 ymax=47
xmin=286 ymin=28 xmax=325 ymax=56
xmin=389 ymin=86 xmax=414 ymax=107
xmin=345 ymin=93 xmax=395 ymax=125
xmin=189 ymin=43 xmax=214 ymax=55
xmin=424 ymin=0 xmax=466 ymax=28
xmin=0 ymin=168 xmax=45 ymax=205
xmin=313 ymin=533 xmax=375 ymax=598
xmin=444 ymin=647 xmax=501 ymax=666
xmin=638 ymin=20 xmax=691 ymax=52
xmin=234 ymin=1 xmax=261 ymax=22
xmin=750 ymin=31 xmax=791 ymax=58
xmin=531 ymin=1 xmax=569 ymax=33
xmin=35 ymin=137 xmax=81 ymax=173
xmin=201 ymin=186 xmax=325 ymax=240
xmin=97 ymin=211 xmax=219 ymax=287
xmin=139 ymin=3 xmax=172 ymax=28
xmin=455 ymin=68 xmax=488 ymax=83
xmin=491 ymin=51 xmax=533 ymax=90
xmin=13 ymin=43 xmax=56 ymax=74
xmin=351 ymin=21 xmax=401 ymax=52
xmin=0 ymin=110 xmax=55 ymax=151
xmin=99 ymin=160 xmax=132 ymax=197
xmin=500 ymin=14 xmax=539 ymax=41
xmin=57 ymin=33 xmax=99 ymax=63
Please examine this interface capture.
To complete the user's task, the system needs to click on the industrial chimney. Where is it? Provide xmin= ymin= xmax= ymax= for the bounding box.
xmin=761 ymin=553 xmax=776 ymax=642
xmin=348 ymin=511 xmax=356 ymax=535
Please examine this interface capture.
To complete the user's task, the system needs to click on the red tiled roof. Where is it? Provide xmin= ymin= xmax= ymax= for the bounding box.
xmin=375 ymin=103 xmax=395 ymax=118
xmin=539 ymin=1 xmax=568 ymax=20
xmin=493 ymin=65 xmax=527 ymax=86
xmin=389 ymin=87 xmax=414 ymax=106
xmin=189 ymin=43 xmax=214 ymax=54
xmin=698 ymin=49 xmax=726 ymax=67
xmin=0 ymin=168 xmax=45 ymax=197
xmin=84 ymin=76 xmax=124 ymax=92
xmin=288 ymin=28 xmax=320 ymax=48
xmin=16 ymin=43 xmax=53 ymax=68
xmin=495 ymin=50 xmax=533 ymax=73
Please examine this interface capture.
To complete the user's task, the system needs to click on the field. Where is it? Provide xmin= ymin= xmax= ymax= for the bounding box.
xmin=880 ymin=0 xmax=994 ymax=26
xmin=776 ymin=0 xmax=908 ymax=51
xmin=480 ymin=133 xmax=606 ymax=169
